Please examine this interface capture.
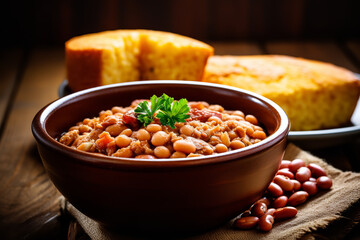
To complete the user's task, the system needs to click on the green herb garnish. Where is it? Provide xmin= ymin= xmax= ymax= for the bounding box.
xmin=134 ymin=94 xmax=190 ymax=128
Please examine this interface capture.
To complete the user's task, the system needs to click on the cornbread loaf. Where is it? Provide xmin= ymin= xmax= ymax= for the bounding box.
xmin=66 ymin=30 xmax=214 ymax=91
xmin=203 ymin=55 xmax=360 ymax=131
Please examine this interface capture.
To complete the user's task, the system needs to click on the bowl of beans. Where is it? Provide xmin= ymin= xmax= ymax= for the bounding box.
xmin=32 ymin=80 xmax=289 ymax=235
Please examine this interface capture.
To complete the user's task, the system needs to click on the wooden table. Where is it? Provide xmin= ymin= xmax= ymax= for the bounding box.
xmin=1 ymin=40 xmax=360 ymax=239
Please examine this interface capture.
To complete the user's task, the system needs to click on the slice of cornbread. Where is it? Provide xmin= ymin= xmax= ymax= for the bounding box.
xmin=139 ymin=31 xmax=213 ymax=81
xmin=66 ymin=30 xmax=213 ymax=92
xmin=203 ymin=55 xmax=360 ymax=131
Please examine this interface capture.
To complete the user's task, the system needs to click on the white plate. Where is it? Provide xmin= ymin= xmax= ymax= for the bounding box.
xmin=58 ymin=78 xmax=360 ymax=150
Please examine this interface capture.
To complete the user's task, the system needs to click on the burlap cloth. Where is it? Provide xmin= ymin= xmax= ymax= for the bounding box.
xmin=60 ymin=144 xmax=360 ymax=240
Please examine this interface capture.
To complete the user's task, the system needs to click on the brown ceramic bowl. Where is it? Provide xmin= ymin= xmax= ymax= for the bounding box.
xmin=32 ymin=80 xmax=289 ymax=235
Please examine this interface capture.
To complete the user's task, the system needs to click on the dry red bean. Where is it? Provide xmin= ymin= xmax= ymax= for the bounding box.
xmin=287 ymin=191 xmax=309 ymax=206
xmin=289 ymin=159 xmax=306 ymax=173
xmin=273 ymin=206 xmax=298 ymax=220
xmin=255 ymin=197 xmax=271 ymax=207
xmin=240 ymin=209 xmax=251 ymax=218
xmin=267 ymin=182 xmax=283 ymax=197
xmin=277 ymin=168 xmax=295 ymax=179
xmin=272 ymin=195 xmax=288 ymax=208
xmin=302 ymin=181 xmax=318 ymax=195
xmin=274 ymin=175 xmax=294 ymax=192
xmin=296 ymin=167 xmax=311 ymax=182
xmin=265 ymin=208 xmax=276 ymax=216
xmin=279 ymin=160 xmax=291 ymax=169
xmin=309 ymin=177 xmax=317 ymax=182
xmin=233 ymin=216 xmax=259 ymax=229
xmin=308 ymin=163 xmax=327 ymax=177
xmin=251 ymin=202 xmax=268 ymax=217
xmin=258 ymin=214 xmax=274 ymax=231
xmin=316 ymin=176 xmax=333 ymax=189
xmin=291 ymin=179 xmax=301 ymax=191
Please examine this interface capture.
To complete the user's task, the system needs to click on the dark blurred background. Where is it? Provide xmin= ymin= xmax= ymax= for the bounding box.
xmin=1 ymin=0 xmax=359 ymax=48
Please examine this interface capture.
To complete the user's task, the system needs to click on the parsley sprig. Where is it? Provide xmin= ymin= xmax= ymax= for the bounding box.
xmin=134 ymin=94 xmax=190 ymax=128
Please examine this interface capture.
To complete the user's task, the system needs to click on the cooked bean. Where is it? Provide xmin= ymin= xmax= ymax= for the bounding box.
xmin=251 ymin=202 xmax=268 ymax=217
xmin=296 ymin=167 xmax=311 ymax=182
xmin=302 ymin=181 xmax=318 ymax=195
xmin=215 ymin=143 xmax=228 ymax=153
xmin=151 ymin=131 xmax=170 ymax=146
xmin=180 ymin=125 xmax=195 ymax=136
xmin=277 ymin=168 xmax=294 ymax=179
xmin=289 ymin=159 xmax=306 ymax=173
xmin=274 ymin=175 xmax=294 ymax=192
xmin=115 ymin=134 xmax=131 ymax=148
xmin=170 ymin=151 xmax=187 ymax=158
xmin=230 ymin=140 xmax=246 ymax=149
xmin=121 ymin=128 xmax=132 ymax=137
xmin=112 ymin=147 xmax=133 ymax=158
xmin=258 ymin=214 xmax=274 ymax=231
xmin=235 ymin=126 xmax=246 ymax=138
xmin=308 ymin=163 xmax=327 ymax=177
xmin=173 ymin=140 xmax=196 ymax=154
xmin=228 ymin=130 xmax=238 ymax=140
xmin=252 ymin=130 xmax=267 ymax=140
xmin=135 ymin=154 xmax=156 ymax=159
xmin=245 ymin=115 xmax=258 ymax=125
xmin=267 ymin=182 xmax=283 ymax=197
xmin=316 ymin=176 xmax=333 ymax=189
xmin=154 ymin=146 xmax=171 ymax=158
xmin=287 ymin=191 xmax=309 ymax=206
xmin=136 ymin=129 xmax=151 ymax=141
xmin=105 ymin=123 xmax=126 ymax=136
xmin=146 ymin=124 xmax=162 ymax=133
xmin=233 ymin=216 xmax=259 ymax=229
xmin=273 ymin=207 xmax=297 ymax=220
xmin=272 ymin=196 xmax=288 ymax=208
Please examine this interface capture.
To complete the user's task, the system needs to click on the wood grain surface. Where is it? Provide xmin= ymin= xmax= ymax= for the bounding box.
xmin=0 ymin=49 xmax=66 ymax=239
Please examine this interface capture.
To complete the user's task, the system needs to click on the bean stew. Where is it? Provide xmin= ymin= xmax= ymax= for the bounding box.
xmin=58 ymin=95 xmax=268 ymax=159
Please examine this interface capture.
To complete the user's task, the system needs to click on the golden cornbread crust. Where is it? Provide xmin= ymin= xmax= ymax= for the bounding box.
xmin=203 ymin=55 xmax=360 ymax=131
xmin=66 ymin=30 xmax=214 ymax=92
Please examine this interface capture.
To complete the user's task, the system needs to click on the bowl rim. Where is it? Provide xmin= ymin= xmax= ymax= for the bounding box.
xmin=32 ymin=80 xmax=289 ymax=169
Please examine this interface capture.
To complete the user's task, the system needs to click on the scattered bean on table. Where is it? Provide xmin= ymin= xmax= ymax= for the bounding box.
xmin=233 ymin=159 xmax=332 ymax=232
